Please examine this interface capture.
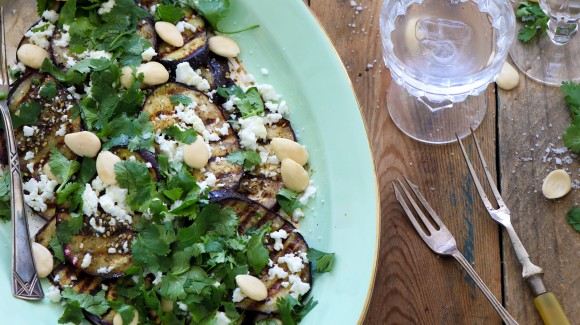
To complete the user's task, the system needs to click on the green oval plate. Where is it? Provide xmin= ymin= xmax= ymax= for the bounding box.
xmin=0 ymin=0 xmax=379 ymax=323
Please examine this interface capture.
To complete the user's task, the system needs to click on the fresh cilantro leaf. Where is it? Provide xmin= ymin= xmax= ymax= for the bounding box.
xmin=276 ymin=296 xmax=318 ymax=325
xmin=0 ymin=172 xmax=10 ymax=222
xmin=49 ymin=237 xmax=66 ymax=263
xmin=100 ymin=112 xmax=155 ymax=151
xmin=516 ymin=2 xmax=550 ymax=43
xmin=170 ymin=94 xmax=193 ymax=105
xmin=164 ymin=188 xmax=184 ymax=201
xmin=40 ymin=59 xmax=85 ymax=85
xmin=160 ymin=273 xmax=188 ymax=301
xmin=562 ymin=82 xmax=580 ymax=152
xmin=132 ymin=224 xmax=173 ymax=270
xmin=77 ymin=158 xmax=97 ymax=184
xmin=162 ymin=125 xmax=198 ymax=144
xmin=237 ymin=87 xmax=264 ymax=117
xmin=108 ymin=301 xmax=135 ymax=325
xmin=177 ymin=205 xmax=238 ymax=247
xmin=566 ymin=207 xmax=580 ymax=232
xmin=217 ymin=84 xmax=244 ymax=99
xmin=227 ymin=150 xmax=261 ymax=171
xmin=61 ymin=287 xmax=109 ymax=316
xmin=188 ymin=0 xmax=230 ymax=31
xmin=563 ymin=124 xmax=580 ymax=152
xmin=56 ymin=213 xmax=84 ymax=243
xmin=0 ymin=92 xmax=8 ymax=100
xmin=56 ymin=182 xmax=80 ymax=204
xmin=154 ymin=4 xmax=186 ymax=24
xmin=40 ymin=81 xmax=58 ymax=100
xmin=562 ymin=81 xmax=580 ymax=112
xmin=36 ymin=0 xmax=57 ymax=16
xmin=7 ymin=101 xmax=43 ymax=129
xmin=115 ymin=161 xmax=155 ymax=211
xmin=276 ymin=188 xmax=304 ymax=216
xmin=246 ymin=226 xmax=269 ymax=274
xmin=59 ymin=0 xmax=77 ymax=25
xmin=48 ymin=147 xmax=81 ymax=191
xmin=58 ymin=301 xmax=84 ymax=324
xmin=308 ymin=248 xmax=335 ymax=273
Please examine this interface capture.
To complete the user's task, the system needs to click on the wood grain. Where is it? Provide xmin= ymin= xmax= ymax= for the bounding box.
xmin=498 ymin=65 xmax=580 ymax=324
xmin=309 ymin=1 xmax=503 ymax=324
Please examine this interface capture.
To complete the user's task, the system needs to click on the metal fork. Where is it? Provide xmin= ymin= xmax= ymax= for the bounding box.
xmin=0 ymin=4 xmax=44 ymax=300
xmin=457 ymin=130 xmax=569 ymax=325
xmin=393 ymin=177 xmax=519 ymax=325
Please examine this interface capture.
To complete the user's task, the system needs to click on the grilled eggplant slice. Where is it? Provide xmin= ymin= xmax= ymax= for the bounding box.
xmin=199 ymin=55 xmax=234 ymax=97
xmin=158 ymin=8 xmax=209 ymax=72
xmin=143 ymin=82 xmax=243 ymax=190
xmin=211 ymin=191 xmax=312 ymax=314
xmin=1 ymin=73 xmax=81 ymax=219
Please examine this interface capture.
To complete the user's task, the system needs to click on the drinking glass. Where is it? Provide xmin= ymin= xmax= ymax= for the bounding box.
xmin=380 ymin=0 xmax=515 ymax=144
xmin=510 ymin=0 xmax=580 ymax=86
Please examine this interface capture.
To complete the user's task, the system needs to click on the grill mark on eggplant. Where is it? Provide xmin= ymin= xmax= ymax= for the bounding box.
xmin=143 ymin=82 xmax=243 ymax=191
xmin=211 ymin=192 xmax=312 ymax=314
xmin=3 ymin=73 xmax=81 ymax=220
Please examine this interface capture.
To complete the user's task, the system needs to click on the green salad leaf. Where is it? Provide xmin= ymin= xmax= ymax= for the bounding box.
xmin=566 ymin=207 xmax=580 ymax=232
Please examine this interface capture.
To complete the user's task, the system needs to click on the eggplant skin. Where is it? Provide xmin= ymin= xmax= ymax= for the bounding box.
xmin=211 ymin=191 xmax=312 ymax=314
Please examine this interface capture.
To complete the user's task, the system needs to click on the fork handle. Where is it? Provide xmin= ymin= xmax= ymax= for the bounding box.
xmin=451 ymin=251 xmax=519 ymax=325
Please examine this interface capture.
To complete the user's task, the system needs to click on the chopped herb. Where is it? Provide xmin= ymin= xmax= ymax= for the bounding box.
xmin=56 ymin=213 xmax=83 ymax=243
xmin=39 ymin=81 xmax=58 ymax=100
xmin=100 ymin=112 xmax=155 ymax=151
xmin=170 ymin=94 xmax=194 ymax=105
xmin=48 ymin=147 xmax=81 ymax=191
xmin=516 ymin=2 xmax=550 ymax=43
xmin=276 ymin=296 xmax=318 ymax=325
xmin=131 ymin=224 xmax=173 ymax=271
xmin=58 ymin=301 xmax=84 ymax=324
xmin=108 ymin=301 xmax=135 ymax=325
xmin=246 ymin=226 xmax=270 ymax=274
xmin=562 ymin=82 xmax=580 ymax=151
xmin=7 ymin=101 xmax=43 ymax=129
xmin=61 ymin=287 xmax=109 ymax=316
xmin=162 ymin=125 xmax=198 ymax=144
xmin=49 ymin=237 xmax=66 ymax=263
xmin=0 ymin=172 xmax=10 ymax=222
xmin=154 ymin=4 xmax=186 ymax=24
xmin=276 ymin=188 xmax=304 ymax=216
xmin=115 ymin=161 xmax=155 ymax=211
xmin=0 ymin=92 xmax=7 ymax=100
xmin=566 ymin=207 xmax=580 ymax=232
xmin=308 ymin=248 xmax=335 ymax=273
xmin=217 ymin=85 xmax=264 ymax=117
xmin=227 ymin=150 xmax=261 ymax=171
xmin=217 ymin=84 xmax=245 ymax=99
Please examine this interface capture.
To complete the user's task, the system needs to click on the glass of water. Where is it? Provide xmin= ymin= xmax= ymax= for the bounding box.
xmin=380 ymin=0 xmax=515 ymax=144
xmin=510 ymin=0 xmax=580 ymax=85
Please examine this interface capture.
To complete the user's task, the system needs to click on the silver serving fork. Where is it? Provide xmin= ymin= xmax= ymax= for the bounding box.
xmin=457 ymin=130 xmax=569 ymax=325
xmin=0 ymin=4 xmax=44 ymax=300
xmin=393 ymin=177 xmax=518 ymax=325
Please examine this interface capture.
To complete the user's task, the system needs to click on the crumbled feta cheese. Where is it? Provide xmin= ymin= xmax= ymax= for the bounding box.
xmin=216 ymin=123 xmax=230 ymax=136
xmin=23 ymin=126 xmax=36 ymax=137
xmin=198 ymin=172 xmax=217 ymax=192
xmin=221 ymin=98 xmax=236 ymax=112
xmin=53 ymin=24 xmax=71 ymax=48
xmin=268 ymin=264 xmax=289 ymax=280
xmin=149 ymin=4 xmax=158 ymax=15
xmin=175 ymin=62 xmax=211 ymax=92
xmin=260 ymin=68 xmax=269 ymax=75
xmin=108 ymin=247 xmax=117 ymax=254
xmin=80 ymin=253 xmax=92 ymax=268
xmin=87 ymin=50 xmax=112 ymax=60
xmin=89 ymin=217 xmax=106 ymax=233
xmin=176 ymin=21 xmax=197 ymax=33
xmin=46 ymin=285 xmax=61 ymax=303
xmin=299 ymin=184 xmax=317 ymax=205
xmin=22 ymin=175 xmax=58 ymax=212
xmin=55 ymin=124 xmax=67 ymax=136
xmin=141 ymin=47 xmax=157 ymax=61
xmin=98 ymin=0 xmax=116 ymax=15
xmin=299 ymin=251 xmax=309 ymax=263
xmin=281 ymin=281 xmax=289 ymax=288
xmin=42 ymin=10 xmax=59 ymax=23
xmin=238 ymin=116 xmax=267 ymax=150
xmin=278 ymin=253 xmax=305 ymax=273
xmin=97 ymin=266 xmax=115 ymax=274
xmin=177 ymin=302 xmax=188 ymax=311
xmin=232 ymin=288 xmax=247 ymax=303
xmin=288 ymin=274 xmax=310 ymax=299
xmin=292 ymin=208 xmax=305 ymax=222
xmin=81 ymin=184 xmax=99 ymax=217
xmin=264 ymin=113 xmax=283 ymax=125
xmin=257 ymin=84 xmax=281 ymax=102
xmin=11 ymin=62 xmax=26 ymax=74
xmin=99 ymin=185 xmax=133 ymax=224
xmin=152 ymin=271 xmax=163 ymax=285
xmin=24 ymin=20 xmax=55 ymax=49
xmin=155 ymin=132 xmax=184 ymax=162
xmin=24 ymin=151 xmax=35 ymax=161
xmin=26 ymin=163 xmax=34 ymax=173
xmin=215 ymin=312 xmax=231 ymax=325
xmin=270 ymin=229 xmax=288 ymax=251
xmin=91 ymin=176 xmax=107 ymax=193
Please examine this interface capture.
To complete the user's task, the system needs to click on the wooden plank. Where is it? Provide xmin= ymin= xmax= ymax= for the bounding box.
xmin=498 ymin=65 xmax=580 ymax=324
xmin=309 ymin=1 xmax=502 ymax=324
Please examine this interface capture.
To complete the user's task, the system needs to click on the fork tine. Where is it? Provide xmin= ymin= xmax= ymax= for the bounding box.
xmin=403 ymin=176 xmax=447 ymax=229
xmin=469 ymin=128 xmax=505 ymax=207
xmin=395 ymin=178 xmax=437 ymax=234
xmin=392 ymin=182 xmax=431 ymax=243
xmin=456 ymin=133 xmax=495 ymax=211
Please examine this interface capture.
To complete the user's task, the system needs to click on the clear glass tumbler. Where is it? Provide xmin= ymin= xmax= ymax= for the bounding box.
xmin=380 ymin=0 xmax=515 ymax=144
xmin=510 ymin=0 xmax=580 ymax=86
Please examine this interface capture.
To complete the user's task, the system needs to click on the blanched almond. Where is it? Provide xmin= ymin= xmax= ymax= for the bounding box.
xmin=208 ymin=35 xmax=240 ymax=58
xmin=235 ymin=274 xmax=268 ymax=301
xmin=271 ymin=138 xmax=308 ymax=166
xmin=120 ymin=66 xmax=134 ymax=89
xmin=138 ymin=62 xmax=169 ymax=86
xmin=542 ymin=169 xmax=572 ymax=199
xmin=64 ymin=131 xmax=102 ymax=158
xmin=31 ymin=242 xmax=53 ymax=278
xmin=496 ymin=62 xmax=519 ymax=91
xmin=43 ymin=163 xmax=61 ymax=184
xmin=161 ymin=298 xmax=174 ymax=313
xmin=113 ymin=309 xmax=138 ymax=325
xmin=155 ymin=21 xmax=184 ymax=47
xmin=183 ymin=136 xmax=210 ymax=169
xmin=17 ymin=43 xmax=50 ymax=69
xmin=281 ymin=158 xmax=310 ymax=192
xmin=96 ymin=151 xmax=121 ymax=185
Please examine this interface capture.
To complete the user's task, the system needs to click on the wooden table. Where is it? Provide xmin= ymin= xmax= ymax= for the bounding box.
xmin=308 ymin=1 xmax=580 ymax=324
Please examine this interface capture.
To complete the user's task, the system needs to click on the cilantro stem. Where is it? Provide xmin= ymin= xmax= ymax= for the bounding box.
xmin=217 ymin=24 xmax=260 ymax=35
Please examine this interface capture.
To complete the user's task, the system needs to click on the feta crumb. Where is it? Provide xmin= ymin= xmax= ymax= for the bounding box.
xmin=268 ymin=264 xmax=289 ymax=280
xmin=80 ymin=253 xmax=92 ymax=268
xmin=26 ymin=163 xmax=34 ymax=174
xmin=176 ymin=21 xmax=197 ymax=33
xmin=55 ymin=124 xmax=67 ymax=136
xmin=175 ymin=62 xmax=211 ymax=92
xmin=24 ymin=20 xmax=55 ymax=49
xmin=24 ymin=151 xmax=35 ymax=161
xmin=46 ymin=285 xmax=62 ymax=303
xmin=53 ymin=24 xmax=71 ymax=48
xmin=299 ymin=184 xmax=317 ymax=205
xmin=261 ymin=68 xmax=269 ymax=75
xmin=97 ymin=266 xmax=115 ymax=274
xmin=22 ymin=175 xmax=58 ymax=212
xmin=82 ymin=184 xmax=99 ymax=217
xmin=278 ymin=253 xmax=305 ymax=273
xmin=98 ymin=0 xmax=116 ymax=15
xmin=108 ymin=247 xmax=117 ymax=254
xmin=215 ymin=311 xmax=231 ymax=325
xmin=270 ymin=229 xmax=288 ymax=251
xmin=23 ymin=126 xmax=37 ymax=137
xmin=141 ymin=47 xmax=157 ymax=61
xmin=288 ymin=274 xmax=310 ymax=299
xmin=257 ymin=84 xmax=281 ymax=102
xmin=238 ymin=116 xmax=267 ymax=150
xmin=232 ymin=287 xmax=247 ymax=303
xmin=152 ymin=271 xmax=163 ymax=285
xmin=177 ymin=302 xmax=188 ymax=311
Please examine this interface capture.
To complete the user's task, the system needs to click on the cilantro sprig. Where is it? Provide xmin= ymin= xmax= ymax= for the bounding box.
xmin=516 ymin=2 xmax=549 ymax=43
xmin=217 ymin=85 xmax=264 ymax=117
xmin=562 ymin=82 xmax=580 ymax=151
xmin=566 ymin=207 xmax=580 ymax=232
xmin=227 ymin=150 xmax=261 ymax=171
xmin=277 ymin=296 xmax=318 ymax=325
